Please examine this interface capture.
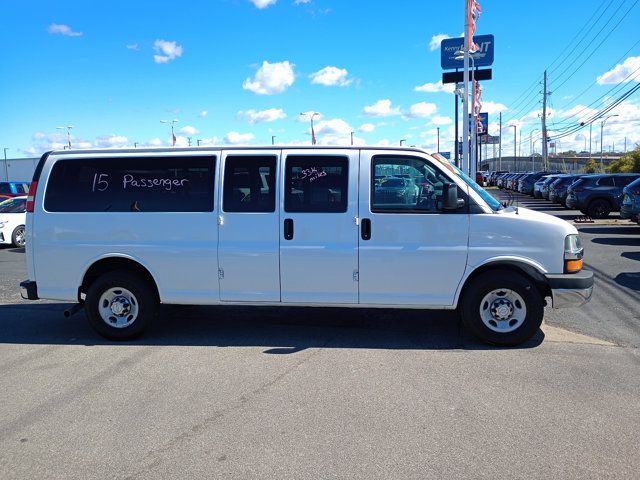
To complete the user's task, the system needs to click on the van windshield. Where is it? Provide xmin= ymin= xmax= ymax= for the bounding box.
xmin=448 ymin=164 xmax=503 ymax=211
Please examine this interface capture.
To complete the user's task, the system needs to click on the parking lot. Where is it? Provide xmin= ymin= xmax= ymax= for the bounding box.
xmin=1 ymin=196 xmax=639 ymax=479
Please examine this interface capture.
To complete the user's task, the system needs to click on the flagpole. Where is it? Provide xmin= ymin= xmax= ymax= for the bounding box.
xmin=462 ymin=0 xmax=470 ymax=175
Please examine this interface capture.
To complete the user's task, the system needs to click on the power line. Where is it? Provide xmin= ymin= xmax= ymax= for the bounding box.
xmin=550 ymin=0 xmax=640 ymax=92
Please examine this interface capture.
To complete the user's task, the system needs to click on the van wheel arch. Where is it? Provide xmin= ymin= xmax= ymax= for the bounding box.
xmin=80 ymin=257 xmax=160 ymax=304
xmin=459 ymin=262 xmax=550 ymax=305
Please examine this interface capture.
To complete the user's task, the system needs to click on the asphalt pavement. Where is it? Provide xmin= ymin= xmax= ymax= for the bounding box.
xmin=0 ymin=201 xmax=639 ymax=479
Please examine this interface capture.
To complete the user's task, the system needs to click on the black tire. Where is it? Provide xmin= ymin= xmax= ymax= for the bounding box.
xmin=587 ymin=199 xmax=611 ymax=219
xmin=460 ymin=270 xmax=544 ymax=346
xmin=11 ymin=225 xmax=25 ymax=248
xmin=85 ymin=270 xmax=158 ymax=340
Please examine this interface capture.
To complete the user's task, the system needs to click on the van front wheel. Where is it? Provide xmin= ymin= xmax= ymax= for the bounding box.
xmin=461 ymin=271 xmax=543 ymax=346
xmin=85 ymin=270 xmax=158 ymax=340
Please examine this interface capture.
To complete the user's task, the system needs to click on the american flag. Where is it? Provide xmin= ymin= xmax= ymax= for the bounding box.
xmin=468 ymin=0 xmax=482 ymax=52
xmin=311 ymin=125 xmax=317 ymax=145
xmin=172 ymin=132 xmax=177 ymax=146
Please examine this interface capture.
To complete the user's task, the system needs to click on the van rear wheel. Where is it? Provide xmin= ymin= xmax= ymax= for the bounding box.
xmin=461 ymin=271 xmax=543 ymax=346
xmin=85 ymin=270 xmax=158 ymax=340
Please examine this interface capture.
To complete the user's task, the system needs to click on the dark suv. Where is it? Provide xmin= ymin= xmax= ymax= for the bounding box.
xmin=566 ymin=174 xmax=640 ymax=218
xmin=548 ymin=174 xmax=584 ymax=206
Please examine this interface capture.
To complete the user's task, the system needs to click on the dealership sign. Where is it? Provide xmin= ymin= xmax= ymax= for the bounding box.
xmin=441 ymin=35 xmax=495 ymax=70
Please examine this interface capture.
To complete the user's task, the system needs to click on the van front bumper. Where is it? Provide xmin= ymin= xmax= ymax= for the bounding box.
xmin=545 ymin=270 xmax=594 ymax=309
xmin=20 ymin=280 xmax=39 ymax=300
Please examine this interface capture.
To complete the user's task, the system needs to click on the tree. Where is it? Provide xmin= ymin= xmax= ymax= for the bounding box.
xmin=605 ymin=146 xmax=640 ymax=173
xmin=584 ymin=158 xmax=600 ymax=173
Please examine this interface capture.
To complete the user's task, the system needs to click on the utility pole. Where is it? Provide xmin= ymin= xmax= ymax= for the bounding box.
xmin=437 ymin=127 xmax=440 ymax=153
xmin=624 ymin=137 xmax=627 ymax=153
xmin=187 ymin=137 xmax=192 ymax=147
xmin=542 ymin=70 xmax=549 ymax=171
xmin=589 ymin=124 xmax=592 ymax=158
xmin=512 ymin=125 xmax=517 ymax=172
xmin=454 ymin=89 xmax=460 ymax=167
xmin=498 ymin=112 xmax=502 ymax=171
xmin=3 ymin=148 xmax=8 ymax=181
xmin=350 ymin=132 xmax=354 ymax=146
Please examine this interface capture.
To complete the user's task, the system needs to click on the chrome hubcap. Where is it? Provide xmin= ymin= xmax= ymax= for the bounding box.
xmin=98 ymin=287 xmax=139 ymax=328
xmin=479 ymin=289 xmax=527 ymax=333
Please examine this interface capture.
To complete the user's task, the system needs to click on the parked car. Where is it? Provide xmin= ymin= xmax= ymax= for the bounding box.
xmin=533 ymin=176 xmax=550 ymax=198
xmin=488 ymin=170 xmax=508 ymax=186
xmin=518 ymin=172 xmax=548 ymax=195
xmin=0 ymin=195 xmax=27 ymax=247
xmin=565 ymin=173 xmax=640 ymax=218
xmin=0 ymin=196 xmax=27 ymax=213
xmin=541 ymin=175 xmax=564 ymax=200
xmin=548 ymin=175 xmax=584 ymax=206
xmin=620 ymin=177 xmax=640 ymax=223
xmin=475 ymin=170 xmax=489 ymax=186
xmin=375 ymin=176 xmax=419 ymax=205
xmin=0 ymin=181 xmax=30 ymax=200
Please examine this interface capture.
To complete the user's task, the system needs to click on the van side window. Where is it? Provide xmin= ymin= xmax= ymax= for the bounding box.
xmin=371 ymin=155 xmax=461 ymax=213
xmin=44 ymin=156 xmax=215 ymax=212
xmin=284 ymin=156 xmax=348 ymax=213
xmin=223 ymin=156 xmax=276 ymax=213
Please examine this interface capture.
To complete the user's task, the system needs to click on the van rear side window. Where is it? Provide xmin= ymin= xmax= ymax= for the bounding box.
xmin=284 ymin=155 xmax=348 ymax=213
xmin=44 ymin=156 xmax=215 ymax=212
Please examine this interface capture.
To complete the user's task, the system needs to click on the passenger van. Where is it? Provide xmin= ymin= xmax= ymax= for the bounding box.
xmin=20 ymin=147 xmax=593 ymax=346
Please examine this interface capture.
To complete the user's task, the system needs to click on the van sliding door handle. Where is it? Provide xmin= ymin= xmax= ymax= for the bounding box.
xmin=284 ymin=218 xmax=294 ymax=240
xmin=361 ymin=218 xmax=371 ymax=241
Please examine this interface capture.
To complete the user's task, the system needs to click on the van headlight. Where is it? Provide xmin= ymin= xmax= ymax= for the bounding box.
xmin=564 ymin=234 xmax=584 ymax=273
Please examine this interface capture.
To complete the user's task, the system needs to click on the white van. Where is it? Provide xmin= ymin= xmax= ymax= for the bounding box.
xmin=20 ymin=147 xmax=593 ymax=345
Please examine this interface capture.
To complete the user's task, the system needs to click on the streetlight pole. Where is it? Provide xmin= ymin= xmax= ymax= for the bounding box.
xmin=271 ymin=135 xmax=276 ymax=145
xmin=529 ymin=129 xmax=539 ymax=171
xmin=300 ymin=112 xmax=319 ymax=145
xmin=437 ymin=127 xmax=440 ymax=153
xmin=197 ymin=139 xmax=202 ymax=146
xmin=350 ymin=131 xmax=354 ymax=146
xmin=56 ymin=125 xmax=74 ymax=149
xmin=400 ymin=139 xmax=406 ymax=146
xmin=160 ymin=119 xmax=179 ymax=146
xmin=600 ymin=114 xmax=619 ymax=171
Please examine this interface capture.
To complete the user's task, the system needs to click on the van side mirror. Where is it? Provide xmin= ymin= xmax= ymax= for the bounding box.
xmin=442 ymin=183 xmax=464 ymax=210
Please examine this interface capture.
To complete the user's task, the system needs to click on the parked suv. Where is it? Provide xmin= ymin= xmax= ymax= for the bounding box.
xmin=620 ymin=177 xmax=640 ymax=223
xmin=548 ymin=175 xmax=584 ymax=207
xmin=566 ymin=174 xmax=640 ymax=218
xmin=518 ymin=172 xmax=548 ymax=195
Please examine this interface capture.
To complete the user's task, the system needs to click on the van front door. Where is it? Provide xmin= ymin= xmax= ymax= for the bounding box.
xmin=218 ymin=151 xmax=280 ymax=302
xmin=279 ymin=149 xmax=359 ymax=304
xmin=358 ymin=151 xmax=469 ymax=306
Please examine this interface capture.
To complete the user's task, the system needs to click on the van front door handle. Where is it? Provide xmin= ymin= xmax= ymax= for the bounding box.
xmin=361 ymin=218 xmax=371 ymax=240
xmin=284 ymin=218 xmax=294 ymax=240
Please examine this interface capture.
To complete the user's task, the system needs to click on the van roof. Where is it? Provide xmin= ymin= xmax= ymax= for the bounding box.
xmin=45 ymin=145 xmax=429 ymax=156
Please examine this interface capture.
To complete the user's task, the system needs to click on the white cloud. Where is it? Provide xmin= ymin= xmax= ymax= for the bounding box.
xmin=179 ymin=126 xmax=200 ymax=136
xmin=405 ymin=102 xmax=437 ymax=118
xmin=480 ymin=101 xmax=508 ymax=115
xmin=309 ymin=66 xmax=352 ymax=87
xmin=358 ymin=123 xmax=376 ymax=133
xmin=126 ymin=43 xmax=140 ymax=51
xmin=238 ymin=108 xmax=287 ymax=124
xmin=294 ymin=0 xmax=311 ymax=4
xmin=597 ymin=56 xmax=640 ymax=85
xmin=148 ymin=138 xmax=163 ymax=147
xmin=243 ymin=61 xmax=295 ymax=95
xmin=47 ymin=23 xmax=82 ymax=37
xmin=153 ymin=40 xmax=183 ymax=64
xmin=414 ymin=80 xmax=454 ymax=93
xmin=363 ymin=99 xmax=401 ymax=117
xmin=431 ymin=116 xmax=453 ymax=125
xmin=198 ymin=110 xmax=208 ymax=117
xmin=249 ymin=0 xmax=277 ymax=8
xmin=94 ymin=135 xmax=129 ymax=148
xmin=315 ymin=119 xmax=352 ymax=136
xmin=224 ymin=131 xmax=255 ymax=144
xmin=429 ymin=33 xmax=450 ymax=51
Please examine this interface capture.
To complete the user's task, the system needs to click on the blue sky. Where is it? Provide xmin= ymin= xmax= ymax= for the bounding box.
xmin=2 ymin=0 xmax=640 ymax=157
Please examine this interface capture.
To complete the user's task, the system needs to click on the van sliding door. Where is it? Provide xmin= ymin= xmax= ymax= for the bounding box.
xmin=217 ymin=150 xmax=281 ymax=302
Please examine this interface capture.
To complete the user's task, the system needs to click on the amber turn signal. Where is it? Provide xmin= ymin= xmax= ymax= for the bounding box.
xmin=564 ymin=258 xmax=583 ymax=273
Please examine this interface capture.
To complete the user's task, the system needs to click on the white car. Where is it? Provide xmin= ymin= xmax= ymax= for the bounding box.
xmin=0 ymin=195 xmax=27 ymax=247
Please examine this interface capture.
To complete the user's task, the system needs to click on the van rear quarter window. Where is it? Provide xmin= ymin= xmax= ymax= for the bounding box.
xmin=44 ymin=156 xmax=215 ymax=212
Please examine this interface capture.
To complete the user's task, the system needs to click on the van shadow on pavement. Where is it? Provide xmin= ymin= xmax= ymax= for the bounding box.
xmin=0 ymin=303 xmax=544 ymax=352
